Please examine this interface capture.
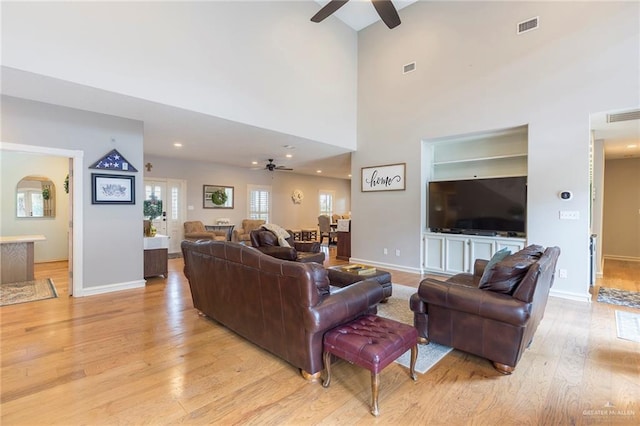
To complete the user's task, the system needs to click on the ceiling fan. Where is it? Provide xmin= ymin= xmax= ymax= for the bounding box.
xmin=311 ymin=0 xmax=401 ymax=29
xmin=264 ymin=159 xmax=293 ymax=172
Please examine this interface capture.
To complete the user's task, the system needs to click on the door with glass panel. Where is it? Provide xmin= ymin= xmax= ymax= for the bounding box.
xmin=144 ymin=180 xmax=167 ymax=236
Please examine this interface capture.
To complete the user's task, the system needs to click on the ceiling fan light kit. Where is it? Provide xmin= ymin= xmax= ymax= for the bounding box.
xmin=311 ymin=0 xmax=401 ymax=29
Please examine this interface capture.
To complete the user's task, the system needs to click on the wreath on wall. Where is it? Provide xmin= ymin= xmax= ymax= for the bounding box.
xmin=211 ymin=188 xmax=228 ymax=206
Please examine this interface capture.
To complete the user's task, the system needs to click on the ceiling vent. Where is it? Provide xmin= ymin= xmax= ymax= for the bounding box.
xmin=517 ymin=17 xmax=539 ymax=34
xmin=403 ymin=62 xmax=416 ymax=74
xmin=607 ymin=109 xmax=640 ymax=123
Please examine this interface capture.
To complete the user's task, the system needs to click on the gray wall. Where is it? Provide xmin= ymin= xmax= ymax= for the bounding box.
xmin=0 ymin=151 xmax=69 ymax=262
xmin=603 ymin=158 xmax=640 ymax=260
xmin=144 ymin=154 xmax=350 ymax=231
xmin=355 ymin=1 xmax=639 ymax=300
xmin=1 ymin=96 xmax=145 ymax=290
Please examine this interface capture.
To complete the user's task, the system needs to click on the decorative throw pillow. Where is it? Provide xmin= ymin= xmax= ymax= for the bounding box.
xmin=479 ymin=247 xmax=511 ymax=285
xmin=479 ymin=255 xmax=537 ymax=294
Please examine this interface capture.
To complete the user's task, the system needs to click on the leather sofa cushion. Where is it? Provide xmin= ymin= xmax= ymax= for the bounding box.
xmin=479 ymin=245 xmax=544 ymax=294
xmin=259 ymin=230 xmax=279 ymax=246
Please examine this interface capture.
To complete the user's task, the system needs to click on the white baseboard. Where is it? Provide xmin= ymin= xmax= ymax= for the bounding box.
xmin=78 ymin=280 xmax=146 ymax=297
xmin=549 ymin=289 xmax=592 ymax=303
xmin=347 ymin=258 xmax=423 ymax=275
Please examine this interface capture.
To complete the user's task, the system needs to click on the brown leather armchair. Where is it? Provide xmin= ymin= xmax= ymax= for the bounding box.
xmin=250 ymin=228 xmax=325 ymax=264
xmin=183 ymin=221 xmax=226 ymax=241
xmin=410 ymin=245 xmax=560 ymax=374
xmin=232 ymin=219 xmax=265 ymax=245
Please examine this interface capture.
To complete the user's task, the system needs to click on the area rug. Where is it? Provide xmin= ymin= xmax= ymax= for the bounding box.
xmin=597 ymin=287 xmax=640 ymax=309
xmin=0 ymin=278 xmax=58 ymax=306
xmin=377 ymin=283 xmax=452 ymax=374
xmin=615 ymin=310 xmax=640 ymax=343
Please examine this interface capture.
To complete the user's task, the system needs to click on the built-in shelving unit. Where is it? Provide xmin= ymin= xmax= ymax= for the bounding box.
xmin=429 ymin=126 xmax=528 ymax=181
xmin=422 ymin=125 xmax=529 ymax=275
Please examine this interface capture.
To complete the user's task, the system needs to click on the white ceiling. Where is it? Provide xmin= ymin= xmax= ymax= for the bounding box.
xmin=313 ymin=0 xmax=418 ymax=31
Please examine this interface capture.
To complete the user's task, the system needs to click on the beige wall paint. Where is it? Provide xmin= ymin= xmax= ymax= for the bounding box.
xmin=355 ymin=1 xmax=639 ymax=300
xmin=0 ymin=151 xmax=69 ymax=262
xmin=144 ymin=154 xmax=350 ymax=232
xmin=602 ymin=157 xmax=640 ymax=260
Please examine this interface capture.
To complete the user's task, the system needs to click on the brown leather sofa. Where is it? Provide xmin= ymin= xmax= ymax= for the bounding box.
xmin=410 ymin=245 xmax=560 ymax=374
xmin=181 ymin=240 xmax=384 ymax=380
xmin=250 ymin=228 xmax=325 ymax=264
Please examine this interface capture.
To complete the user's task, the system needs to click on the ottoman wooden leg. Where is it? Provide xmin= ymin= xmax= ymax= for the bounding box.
xmin=370 ymin=372 xmax=380 ymax=416
xmin=322 ymin=351 xmax=332 ymax=388
xmin=409 ymin=344 xmax=418 ymax=381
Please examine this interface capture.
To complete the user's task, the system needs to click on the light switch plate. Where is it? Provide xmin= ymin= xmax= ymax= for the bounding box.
xmin=559 ymin=210 xmax=580 ymax=220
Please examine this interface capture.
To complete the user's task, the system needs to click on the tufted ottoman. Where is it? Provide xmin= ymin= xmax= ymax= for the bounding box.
xmin=322 ymin=314 xmax=418 ymax=416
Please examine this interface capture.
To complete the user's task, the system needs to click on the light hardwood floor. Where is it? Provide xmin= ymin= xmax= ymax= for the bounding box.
xmin=1 ymin=249 xmax=638 ymax=425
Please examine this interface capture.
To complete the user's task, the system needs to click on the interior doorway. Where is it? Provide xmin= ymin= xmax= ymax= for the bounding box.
xmin=590 ymin=108 xmax=640 ymax=289
xmin=0 ymin=142 xmax=84 ymax=296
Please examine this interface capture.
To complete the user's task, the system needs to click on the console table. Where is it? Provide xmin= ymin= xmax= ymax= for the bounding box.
xmin=144 ymin=234 xmax=169 ymax=278
xmin=205 ymin=224 xmax=235 ymax=241
xmin=0 ymin=235 xmax=46 ymax=284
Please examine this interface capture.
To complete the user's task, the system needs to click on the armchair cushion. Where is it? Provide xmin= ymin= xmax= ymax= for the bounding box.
xmin=250 ymin=229 xmax=325 ymax=264
xmin=479 ymin=245 xmax=544 ymax=294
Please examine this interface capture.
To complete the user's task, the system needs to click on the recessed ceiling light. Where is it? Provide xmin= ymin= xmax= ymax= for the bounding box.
xmin=251 ymin=161 xmax=258 ymax=165
xmin=627 ymin=144 xmax=638 ymax=148
xmin=316 ymin=170 xmax=322 ymax=173
xmin=348 ymin=174 xmax=352 ymax=178
xmin=286 ymin=154 xmax=293 ymax=158
xmin=173 ymin=143 xmax=183 ymax=148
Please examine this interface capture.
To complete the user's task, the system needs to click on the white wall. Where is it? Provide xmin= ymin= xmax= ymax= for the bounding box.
xmin=355 ymin=1 xmax=639 ymax=300
xmin=1 ymin=96 xmax=145 ymax=292
xmin=602 ymin=157 xmax=640 ymax=260
xmin=1 ymin=1 xmax=358 ymax=149
xmin=144 ymin=154 xmax=350 ymax=231
xmin=0 ymin=152 xmax=69 ymax=262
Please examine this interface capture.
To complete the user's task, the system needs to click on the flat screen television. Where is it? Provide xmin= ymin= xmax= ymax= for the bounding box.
xmin=428 ymin=177 xmax=527 ymax=235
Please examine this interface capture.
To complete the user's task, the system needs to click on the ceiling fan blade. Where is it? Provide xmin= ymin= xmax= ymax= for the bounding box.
xmin=371 ymin=0 xmax=401 ymax=29
xmin=275 ymin=166 xmax=293 ymax=171
xmin=311 ymin=0 xmax=350 ymax=23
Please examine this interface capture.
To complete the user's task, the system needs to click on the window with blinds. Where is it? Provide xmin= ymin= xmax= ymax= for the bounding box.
xmin=248 ymin=185 xmax=271 ymax=222
xmin=319 ymin=190 xmax=335 ymax=217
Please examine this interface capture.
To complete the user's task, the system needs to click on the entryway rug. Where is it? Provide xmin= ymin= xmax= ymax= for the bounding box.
xmin=0 ymin=278 xmax=58 ymax=306
xmin=377 ymin=283 xmax=452 ymax=374
xmin=597 ymin=287 xmax=640 ymax=310
xmin=615 ymin=310 xmax=640 ymax=343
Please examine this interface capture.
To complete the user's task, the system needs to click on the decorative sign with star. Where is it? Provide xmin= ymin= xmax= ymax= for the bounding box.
xmin=89 ymin=149 xmax=138 ymax=172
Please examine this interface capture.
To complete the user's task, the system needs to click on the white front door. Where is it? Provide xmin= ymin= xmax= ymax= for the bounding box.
xmin=144 ymin=178 xmax=186 ymax=254
xmin=144 ymin=180 xmax=167 ymax=236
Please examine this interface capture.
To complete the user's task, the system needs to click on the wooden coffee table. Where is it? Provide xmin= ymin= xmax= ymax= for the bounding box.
xmin=327 ymin=264 xmax=392 ymax=301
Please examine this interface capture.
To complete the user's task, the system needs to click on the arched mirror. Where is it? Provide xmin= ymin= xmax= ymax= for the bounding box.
xmin=16 ymin=176 xmax=56 ymax=218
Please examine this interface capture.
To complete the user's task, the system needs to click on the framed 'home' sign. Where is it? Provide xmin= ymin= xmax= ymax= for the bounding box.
xmin=361 ymin=163 xmax=406 ymax=192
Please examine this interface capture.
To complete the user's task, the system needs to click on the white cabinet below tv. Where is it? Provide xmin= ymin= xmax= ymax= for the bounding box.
xmin=423 ymin=232 xmax=525 ymax=275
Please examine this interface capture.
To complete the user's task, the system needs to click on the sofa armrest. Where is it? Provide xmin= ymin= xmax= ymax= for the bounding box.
xmin=294 ymin=240 xmax=320 ymax=253
xmin=256 ymin=246 xmax=298 ymax=261
xmin=418 ymin=278 xmax=530 ymax=326
xmin=306 ymin=279 xmax=384 ymax=333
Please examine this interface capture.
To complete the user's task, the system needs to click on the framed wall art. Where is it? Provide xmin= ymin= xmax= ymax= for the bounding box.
xmin=203 ymin=185 xmax=234 ymax=209
xmin=91 ymin=173 xmax=135 ymax=204
xmin=361 ymin=163 xmax=406 ymax=192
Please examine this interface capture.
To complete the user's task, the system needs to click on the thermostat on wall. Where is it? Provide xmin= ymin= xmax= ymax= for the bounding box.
xmin=559 ymin=191 xmax=573 ymax=200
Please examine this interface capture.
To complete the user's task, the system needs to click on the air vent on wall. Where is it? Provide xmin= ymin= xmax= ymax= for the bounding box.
xmin=517 ymin=16 xmax=539 ymax=34
xmin=403 ymin=62 xmax=416 ymax=74
xmin=607 ymin=110 xmax=640 ymax=123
